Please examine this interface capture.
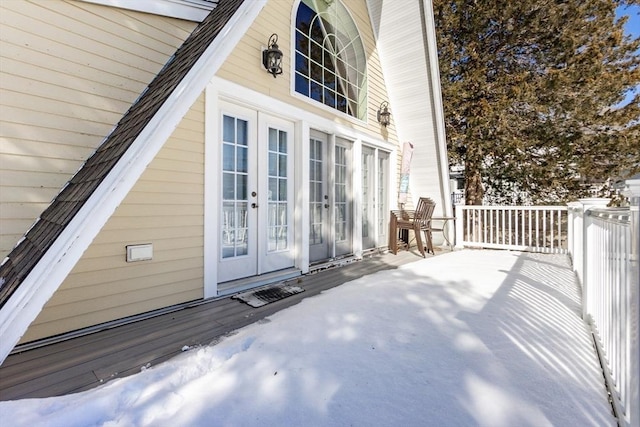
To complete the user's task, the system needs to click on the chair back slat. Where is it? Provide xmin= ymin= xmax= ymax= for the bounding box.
xmin=415 ymin=197 xmax=436 ymax=226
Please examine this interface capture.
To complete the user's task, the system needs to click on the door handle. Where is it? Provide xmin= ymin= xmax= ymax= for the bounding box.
xmin=324 ymin=203 xmax=329 ymax=209
xmin=252 ymin=203 xmax=259 ymax=208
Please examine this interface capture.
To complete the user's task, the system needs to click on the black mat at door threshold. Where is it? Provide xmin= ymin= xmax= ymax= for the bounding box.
xmin=233 ymin=283 xmax=305 ymax=308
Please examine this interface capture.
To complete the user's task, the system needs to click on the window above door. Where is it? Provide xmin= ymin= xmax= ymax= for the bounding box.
xmin=294 ymin=0 xmax=367 ymax=120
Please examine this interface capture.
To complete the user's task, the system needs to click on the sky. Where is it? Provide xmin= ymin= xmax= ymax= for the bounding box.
xmin=0 ymin=250 xmax=616 ymax=427
xmin=618 ymin=4 xmax=640 ymax=105
xmin=618 ymin=4 xmax=640 ymax=38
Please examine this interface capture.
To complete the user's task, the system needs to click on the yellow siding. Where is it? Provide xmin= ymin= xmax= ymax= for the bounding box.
xmin=16 ymin=0 xmax=403 ymax=343
xmin=216 ymin=0 xmax=399 ymax=142
xmin=21 ymin=95 xmax=206 ymax=343
xmin=0 ymin=0 xmax=196 ymax=258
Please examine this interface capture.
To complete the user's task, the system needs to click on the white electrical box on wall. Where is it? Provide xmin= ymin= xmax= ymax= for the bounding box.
xmin=126 ymin=243 xmax=153 ymax=262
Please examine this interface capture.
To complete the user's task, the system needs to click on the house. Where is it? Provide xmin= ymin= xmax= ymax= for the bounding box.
xmin=0 ymin=0 xmax=451 ymax=363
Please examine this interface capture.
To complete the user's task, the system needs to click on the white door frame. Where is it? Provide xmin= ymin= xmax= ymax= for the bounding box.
xmin=204 ymin=78 xmax=397 ymax=297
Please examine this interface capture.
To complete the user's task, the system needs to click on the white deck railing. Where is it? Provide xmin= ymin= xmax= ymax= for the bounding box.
xmin=454 ymin=205 xmax=568 ymax=253
xmin=452 ymin=193 xmax=639 ymax=426
xmin=568 ymin=198 xmax=639 ymax=427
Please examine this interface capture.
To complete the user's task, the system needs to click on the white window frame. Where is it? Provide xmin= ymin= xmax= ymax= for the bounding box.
xmin=291 ymin=0 xmax=368 ymax=123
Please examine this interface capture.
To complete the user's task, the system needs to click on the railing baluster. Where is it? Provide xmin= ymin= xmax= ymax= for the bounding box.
xmin=557 ymin=208 xmax=560 ymax=248
xmin=454 ymin=206 xmax=572 ymax=254
xmin=542 ymin=210 xmax=547 ymax=252
xmin=523 ymin=209 xmax=527 ymax=248
xmin=472 ymin=208 xmax=476 ymax=242
xmin=515 ymin=208 xmax=520 ymax=247
xmin=505 ymin=209 xmax=513 ymax=246
xmin=490 ymin=208 xmax=494 ymax=245
xmin=482 ymin=209 xmax=487 ymax=245
xmin=549 ymin=210 xmax=554 ymax=251
xmin=536 ymin=210 xmax=540 ymax=249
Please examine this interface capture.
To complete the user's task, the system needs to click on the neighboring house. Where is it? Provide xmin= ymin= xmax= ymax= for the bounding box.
xmin=0 ymin=0 xmax=451 ymax=363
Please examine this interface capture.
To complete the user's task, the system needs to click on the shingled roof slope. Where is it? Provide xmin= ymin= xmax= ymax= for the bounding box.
xmin=0 ymin=0 xmax=245 ymax=308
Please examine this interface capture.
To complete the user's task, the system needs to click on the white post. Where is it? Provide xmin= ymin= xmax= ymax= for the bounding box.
xmin=455 ymin=205 xmax=464 ymax=249
xmin=579 ymin=198 xmax=611 ymax=321
xmin=567 ymin=202 xmax=581 ymax=277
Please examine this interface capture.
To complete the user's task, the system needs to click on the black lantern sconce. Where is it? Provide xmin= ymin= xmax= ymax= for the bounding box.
xmin=377 ymin=101 xmax=391 ymax=127
xmin=262 ymin=33 xmax=283 ymax=78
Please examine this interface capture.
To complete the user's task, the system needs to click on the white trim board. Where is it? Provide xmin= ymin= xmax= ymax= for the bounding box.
xmin=79 ymin=0 xmax=216 ymax=21
xmin=211 ymin=77 xmax=395 ymax=153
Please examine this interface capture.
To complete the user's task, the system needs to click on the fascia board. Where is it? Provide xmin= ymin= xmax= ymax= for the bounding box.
xmin=0 ymin=0 xmax=267 ymax=365
xmin=79 ymin=0 xmax=215 ymax=21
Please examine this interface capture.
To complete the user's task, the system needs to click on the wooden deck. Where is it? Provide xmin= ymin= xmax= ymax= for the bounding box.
xmin=0 ymin=250 xmax=423 ymax=401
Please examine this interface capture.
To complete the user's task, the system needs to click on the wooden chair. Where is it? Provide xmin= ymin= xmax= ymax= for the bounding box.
xmin=390 ymin=197 xmax=436 ymax=257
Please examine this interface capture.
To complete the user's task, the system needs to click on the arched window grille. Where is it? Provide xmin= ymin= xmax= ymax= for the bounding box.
xmin=294 ymin=0 xmax=367 ymax=120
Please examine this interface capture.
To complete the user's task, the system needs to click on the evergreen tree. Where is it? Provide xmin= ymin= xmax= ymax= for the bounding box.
xmin=434 ymin=0 xmax=640 ymax=205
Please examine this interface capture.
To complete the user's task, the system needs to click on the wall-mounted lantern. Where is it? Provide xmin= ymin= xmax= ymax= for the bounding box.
xmin=262 ymin=33 xmax=283 ymax=78
xmin=377 ymin=101 xmax=391 ymax=127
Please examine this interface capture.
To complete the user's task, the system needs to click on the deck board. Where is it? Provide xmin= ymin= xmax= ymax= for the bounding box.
xmin=0 ymin=250 xmax=422 ymax=400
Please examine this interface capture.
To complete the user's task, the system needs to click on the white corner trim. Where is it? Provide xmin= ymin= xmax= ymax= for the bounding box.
xmin=422 ymin=0 xmax=453 ymax=219
xmin=203 ymin=83 xmax=219 ymax=299
xmin=79 ymin=0 xmax=215 ymax=21
xmin=0 ymin=0 xmax=267 ymax=365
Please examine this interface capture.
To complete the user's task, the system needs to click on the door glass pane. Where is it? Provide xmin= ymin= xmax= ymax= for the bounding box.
xmin=223 ymin=115 xmax=235 ymax=142
xmin=268 ymin=127 xmax=289 ymax=252
xmin=237 ymin=119 xmax=247 ymax=146
xmin=279 ymin=179 xmax=287 ymax=201
xmin=269 ymin=177 xmax=277 ymax=201
xmin=279 ymin=131 xmax=287 ymax=153
xmin=335 ymin=145 xmax=347 ymax=242
xmin=362 ymin=148 xmax=374 ymax=240
xmin=237 ymin=146 xmax=248 ymax=172
xmin=269 ymin=128 xmax=278 ymax=151
xmin=221 ymin=115 xmax=250 ymax=259
xmin=378 ymin=151 xmax=390 ymax=243
xmin=309 ymin=138 xmax=324 ymax=245
xmin=222 ymin=202 xmax=235 ymax=258
xmin=223 ymin=144 xmax=235 ymax=171
xmin=237 ymin=174 xmax=247 ymax=200
xmin=236 ymin=202 xmax=248 ymax=256
xmin=222 ymin=173 xmax=235 ymax=200
xmin=269 ymin=153 xmax=278 ymax=176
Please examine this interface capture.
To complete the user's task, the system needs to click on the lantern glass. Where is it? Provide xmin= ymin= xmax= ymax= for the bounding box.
xmin=377 ymin=101 xmax=391 ymax=127
xmin=263 ymin=34 xmax=283 ymax=78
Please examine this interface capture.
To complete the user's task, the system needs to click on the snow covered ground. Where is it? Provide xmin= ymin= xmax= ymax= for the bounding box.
xmin=0 ymin=250 xmax=615 ymax=426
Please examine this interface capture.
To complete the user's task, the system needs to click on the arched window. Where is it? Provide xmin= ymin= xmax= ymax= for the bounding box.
xmin=294 ymin=0 xmax=367 ymax=120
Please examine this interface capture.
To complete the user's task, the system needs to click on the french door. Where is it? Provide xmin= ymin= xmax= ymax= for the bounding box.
xmin=376 ymin=150 xmax=390 ymax=247
xmin=362 ymin=147 xmax=390 ymax=250
xmin=362 ymin=147 xmax=376 ymax=250
xmin=309 ymin=131 xmax=353 ymax=262
xmin=217 ymin=104 xmax=294 ymax=283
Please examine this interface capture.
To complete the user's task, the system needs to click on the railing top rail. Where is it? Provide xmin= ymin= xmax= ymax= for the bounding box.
xmin=588 ymin=207 xmax=630 ymax=223
xmin=456 ymin=205 xmax=568 ymax=212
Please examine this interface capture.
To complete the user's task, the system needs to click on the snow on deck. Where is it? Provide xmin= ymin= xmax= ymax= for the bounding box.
xmin=0 ymin=250 xmax=615 ymax=426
